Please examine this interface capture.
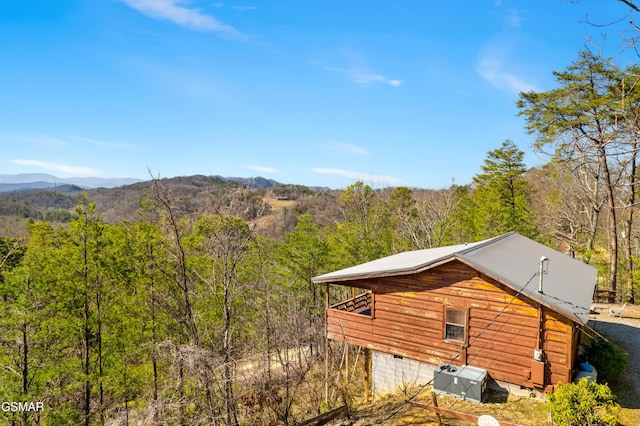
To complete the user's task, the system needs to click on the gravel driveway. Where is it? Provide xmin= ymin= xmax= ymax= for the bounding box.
xmin=588 ymin=303 xmax=640 ymax=407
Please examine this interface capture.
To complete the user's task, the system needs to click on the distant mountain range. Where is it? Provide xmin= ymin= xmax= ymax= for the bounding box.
xmin=0 ymin=173 xmax=289 ymax=192
xmin=0 ymin=173 xmax=143 ymax=192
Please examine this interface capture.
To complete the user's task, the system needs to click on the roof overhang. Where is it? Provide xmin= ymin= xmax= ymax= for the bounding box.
xmin=312 ymin=232 xmax=597 ymax=325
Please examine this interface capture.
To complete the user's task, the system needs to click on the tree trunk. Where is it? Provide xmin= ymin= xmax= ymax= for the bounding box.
xmin=626 ymin=141 xmax=638 ymax=304
xmin=223 ymin=286 xmax=238 ymax=426
xmin=21 ymin=313 xmax=28 ymax=395
xmin=179 ymin=355 xmax=186 ymax=426
xmin=151 ymin=284 xmax=159 ymax=424
xmin=83 ymin=241 xmax=92 ymax=426
xmin=599 ymin=146 xmax=618 ymax=301
xmin=84 ymin=297 xmax=91 ymax=426
xmin=97 ymin=293 xmax=105 ymax=425
xmin=21 ymin=315 xmax=29 ymax=426
xmin=584 ymin=164 xmax=603 ymax=264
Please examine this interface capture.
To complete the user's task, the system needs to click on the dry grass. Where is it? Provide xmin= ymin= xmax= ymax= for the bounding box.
xmin=619 ymin=399 xmax=640 ymax=426
xmin=349 ymin=387 xmax=548 ymax=426
xmin=266 ymin=198 xmax=296 ymax=211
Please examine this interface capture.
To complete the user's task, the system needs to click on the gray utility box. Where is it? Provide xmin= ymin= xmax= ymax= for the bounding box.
xmin=433 ymin=363 xmax=488 ymax=403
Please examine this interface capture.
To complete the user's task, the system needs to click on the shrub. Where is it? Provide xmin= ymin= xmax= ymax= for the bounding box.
xmin=584 ymin=338 xmax=629 ymax=384
xmin=547 ymin=378 xmax=620 ymax=426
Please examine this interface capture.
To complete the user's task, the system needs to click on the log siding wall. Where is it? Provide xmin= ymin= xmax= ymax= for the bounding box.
xmin=326 ymin=260 xmax=576 ymax=390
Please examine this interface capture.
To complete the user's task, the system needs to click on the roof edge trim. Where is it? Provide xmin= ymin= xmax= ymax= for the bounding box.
xmin=312 ymin=255 xmax=461 ymax=284
xmin=458 ymin=231 xmax=516 ymax=256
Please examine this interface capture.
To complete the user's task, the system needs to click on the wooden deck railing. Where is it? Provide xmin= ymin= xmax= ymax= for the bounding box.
xmin=593 ymin=290 xmax=617 ymax=303
xmin=326 ymin=292 xmax=374 ymax=347
xmin=330 ymin=292 xmax=371 ymax=313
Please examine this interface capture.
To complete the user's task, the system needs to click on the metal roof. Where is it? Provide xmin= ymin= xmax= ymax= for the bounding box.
xmin=312 ymin=232 xmax=597 ymax=324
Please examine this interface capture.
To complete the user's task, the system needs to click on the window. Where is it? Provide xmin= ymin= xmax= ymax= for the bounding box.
xmin=444 ymin=307 xmax=467 ymax=344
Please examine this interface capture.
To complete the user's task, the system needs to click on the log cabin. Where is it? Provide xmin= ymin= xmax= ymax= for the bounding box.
xmin=312 ymin=232 xmax=597 ymax=396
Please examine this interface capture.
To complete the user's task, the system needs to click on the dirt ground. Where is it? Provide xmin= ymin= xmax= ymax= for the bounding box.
xmin=350 ymin=389 xmax=548 ymax=426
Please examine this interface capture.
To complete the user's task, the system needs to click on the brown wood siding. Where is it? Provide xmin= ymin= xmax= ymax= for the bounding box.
xmin=326 ymin=260 xmax=577 ymax=389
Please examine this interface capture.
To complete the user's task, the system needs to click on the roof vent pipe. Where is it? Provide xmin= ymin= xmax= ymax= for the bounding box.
xmin=538 ymin=256 xmax=548 ymax=293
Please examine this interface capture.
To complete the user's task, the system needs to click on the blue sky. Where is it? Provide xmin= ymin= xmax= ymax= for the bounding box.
xmin=0 ymin=0 xmax=634 ymax=189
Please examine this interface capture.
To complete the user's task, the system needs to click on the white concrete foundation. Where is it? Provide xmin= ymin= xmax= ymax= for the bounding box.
xmin=370 ymin=351 xmax=544 ymax=401
xmin=371 ymin=351 xmax=437 ymax=396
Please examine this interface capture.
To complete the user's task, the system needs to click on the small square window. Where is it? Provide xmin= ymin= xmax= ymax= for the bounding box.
xmin=444 ymin=307 xmax=467 ymax=344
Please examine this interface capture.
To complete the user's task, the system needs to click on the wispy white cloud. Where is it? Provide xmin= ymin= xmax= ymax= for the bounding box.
xmin=232 ymin=5 xmax=257 ymax=11
xmin=319 ymin=49 xmax=403 ymax=88
xmin=477 ymin=45 xmax=536 ymax=93
xmin=323 ymin=142 xmax=369 ymax=156
xmin=313 ymin=168 xmax=401 ymax=185
xmin=12 ymin=160 xmax=100 ymax=176
xmin=504 ymin=8 xmax=524 ymax=29
xmin=246 ymin=165 xmax=279 ymax=173
xmin=72 ymin=136 xmax=135 ymax=150
xmin=121 ymin=0 xmax=247 ymax=39
xmin=324 ymin=65 xmax=403 ymax=87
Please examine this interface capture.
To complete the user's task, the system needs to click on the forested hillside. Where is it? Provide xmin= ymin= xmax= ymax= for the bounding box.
xmin=3 ymin=50 xmax=640 ymax=423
